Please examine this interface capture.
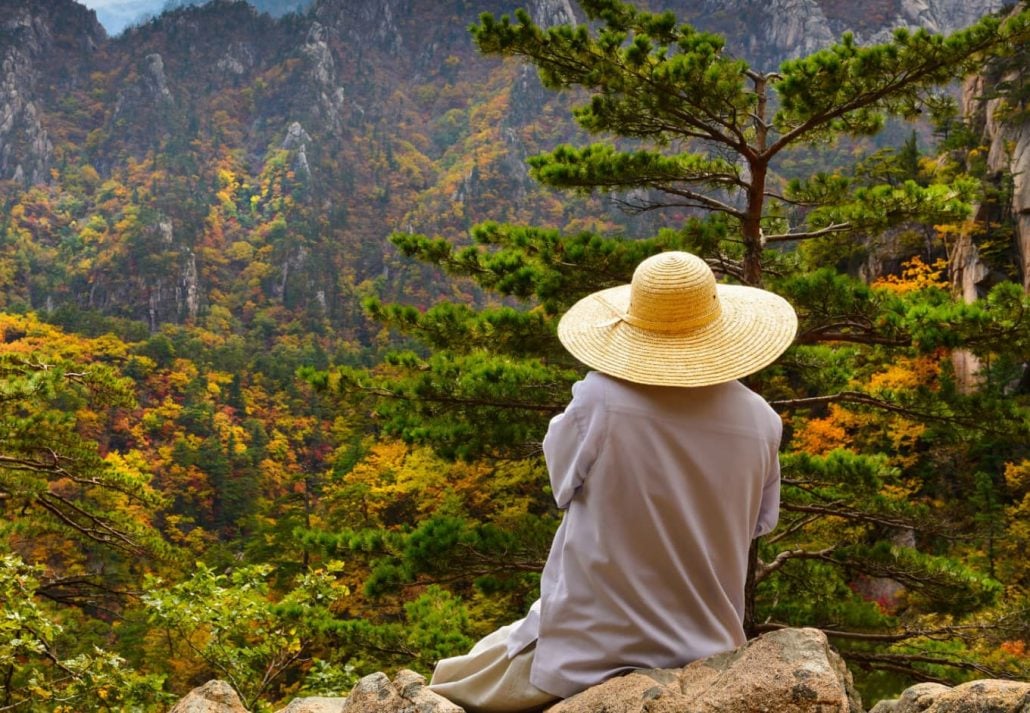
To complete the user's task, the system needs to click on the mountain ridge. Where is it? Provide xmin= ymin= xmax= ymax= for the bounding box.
xmin=0 ymin=0 xmax=1014 ymax=333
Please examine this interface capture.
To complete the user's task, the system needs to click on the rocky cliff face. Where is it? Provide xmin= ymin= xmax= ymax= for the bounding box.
xmin=976 ymin=83 xmax=1030 ymax=294
xmin=0 ymin=0 xmax=103 ymax=185
xmin=663 ymin=0 xmax=1003 ymax=68
xmin=958 ymin=23 xmax=1030 ymax=294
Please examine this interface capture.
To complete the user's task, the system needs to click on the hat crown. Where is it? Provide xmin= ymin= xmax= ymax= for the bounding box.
xmin=625 ymin=252 xmax=720 ymax=333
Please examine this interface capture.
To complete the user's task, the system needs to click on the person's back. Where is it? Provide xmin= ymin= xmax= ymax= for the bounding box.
xmin=520 ymin=371 xmax=782 ymax=696
xmin=429 ymin=251 xmax=797 ymax=712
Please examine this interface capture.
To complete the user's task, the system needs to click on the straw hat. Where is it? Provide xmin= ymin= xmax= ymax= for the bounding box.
xmin=557 ymin=251 xmax=797 ymax=387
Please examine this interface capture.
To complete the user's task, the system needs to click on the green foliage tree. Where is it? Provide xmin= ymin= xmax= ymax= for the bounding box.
xmin=140 ymin=561 xmax=351 ymax=710
xmin=0 ymin=551 xmax=168 ymax=712
xmin=470 ymin=0 xmax=1027 ymax=285
xmin=0 ymin=315 xmax=170 ymax=574
xmin=310 ymin=0 xmax=1030 ymax=696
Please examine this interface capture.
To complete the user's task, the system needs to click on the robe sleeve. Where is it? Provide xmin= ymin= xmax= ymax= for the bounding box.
xmin=753 ymin=415 xmax=783 ymax=538
xmin=543 ymin=374 xmax=606 ymax=509
xmin=753 ymin=456 xmax=781 ymax=537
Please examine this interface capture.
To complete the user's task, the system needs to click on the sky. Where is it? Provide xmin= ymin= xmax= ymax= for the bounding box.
xmin=78 ymin=0 xmax=169 ymax=35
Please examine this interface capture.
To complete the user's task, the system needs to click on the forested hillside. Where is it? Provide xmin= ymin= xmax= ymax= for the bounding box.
xmin=0 ymin=0 xmax=1028 ymax=710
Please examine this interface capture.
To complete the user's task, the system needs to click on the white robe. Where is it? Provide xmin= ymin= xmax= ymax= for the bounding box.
xmin=505 ymin=371 xmax=782 ymax=698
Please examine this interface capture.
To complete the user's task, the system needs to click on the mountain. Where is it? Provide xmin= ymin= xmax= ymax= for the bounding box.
xmin=0 ymin=0 xmax=1013 ymax=337
xmin=678 ymin=0 xmax=1003 ymax=68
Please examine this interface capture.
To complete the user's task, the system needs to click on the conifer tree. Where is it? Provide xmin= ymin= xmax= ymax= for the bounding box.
xmin=0 ymin=315 xmax=169 ymax=567
xmin=311 ymin=0 xmax=1030 ymax=690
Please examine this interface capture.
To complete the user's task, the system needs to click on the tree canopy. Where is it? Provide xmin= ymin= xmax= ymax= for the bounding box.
xmin=311 ymin=0 xmax=1030 ymax=695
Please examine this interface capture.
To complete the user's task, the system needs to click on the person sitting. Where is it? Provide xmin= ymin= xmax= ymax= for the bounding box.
xmin=429 ymin=251 xmax=798 ymax=712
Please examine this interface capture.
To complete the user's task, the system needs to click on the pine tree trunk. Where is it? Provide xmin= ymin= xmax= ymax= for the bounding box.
xmin=742 ymin=160 xmax=767 ymax=287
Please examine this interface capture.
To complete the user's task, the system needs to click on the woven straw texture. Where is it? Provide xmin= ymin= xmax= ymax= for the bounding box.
xmin=557 ymin=252 xmax=797 ymax=387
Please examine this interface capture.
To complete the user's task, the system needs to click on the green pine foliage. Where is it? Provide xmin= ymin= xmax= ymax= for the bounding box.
xmin=1 ymin=0 xmax=1029 ymax=709
xmin=307 ymin=0 xmax=1030 ymax=699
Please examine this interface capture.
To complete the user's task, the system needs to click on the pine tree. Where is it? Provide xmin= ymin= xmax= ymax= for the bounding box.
xmin=310 ymin=0 xmax=1030 ymax=693
xmin=0 ymin=315 xmax=169 ymax=564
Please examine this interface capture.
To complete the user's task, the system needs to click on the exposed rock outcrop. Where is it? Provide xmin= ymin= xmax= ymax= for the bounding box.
xmin=761 ymin=0 xmax=837 ymax=61
xmin=169 ymin=680 xmax=248 ymax=713
xmin=283 ymin=121 xmax=314 ymax=179
xmin=109 ymin=51 xmax=179 ymax=150
xmin=329 ymin=669 xmax=462 ymax=713
xmin=216 ymin=41 xmax=257 ymax=77
xmin=0 ymin=8 xmax=55 ymax=184
xmin=274 ymin=696 xmax=347 ymax=712
xmin=960 ymin=17 xmax=1030 ymax=294
xmin=168 ymin=628 xmax=1030 ymax=712
xmin=300 ymin=21 xmax=346 ymax=133
xmin=171 ymin=628 xmax=862 ymax=713
xmin=547 ymin=627 xmax=861 ymax=713
xmin=687 ymin=0 xmax=1002 ymax=69
xmin=950 ymin=13 xmax=1028 ymax=390
xmin=981 ymin=92 xmax=1030 ymax=294
xmin=529 ymin=0 xmax=577 ymax=28
xmin=869 ymin=679 xmax=1030 ymax=712
xmin=312 ymin=0 xmax=404 ymax=56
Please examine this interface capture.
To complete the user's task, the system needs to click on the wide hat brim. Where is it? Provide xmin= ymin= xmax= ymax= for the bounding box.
xmin=557 ymin=283 xmax=798 ymax=387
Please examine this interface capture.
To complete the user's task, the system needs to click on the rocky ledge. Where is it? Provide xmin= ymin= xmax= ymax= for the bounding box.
xmin=169 ymin=628 xmax=1030 ymax=713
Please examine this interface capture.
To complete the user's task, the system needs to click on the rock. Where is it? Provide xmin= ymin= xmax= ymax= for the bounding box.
xmin=216 ymin=41 xmax=255 ymax=77
xmin=529 ymin=0 xmax=577 ymax=28
xmin=762 ymin=0 xmax=836 ymax=61
xmin=143 ymin=53 xmax=174 ymax=104
xmin=300 ymin=22 xmax=345 ymax=133
xmin=869 ymin=679 xmax=1030 ymax=713
xmin=274 ymin=696 xmax=346 ymax=713
xmin=868 ymin=682 xmax=951 ymax=712
xmin=168 ymin=680 xmax=248 ymax=713
xmin=282 ymin=121 xmax=313 ymax=180
xmin=170 ymin=636 xmax=1030 ymax=713
xmin=0 ymin=8 xmax=55 ymax=184
xmin=546 ymin=628 xmax=861 ymax=713
xmin=340 ymin=669 xmax=462 ymax=713
xmin=896 ymin=682 xmax=952 ymax=712
xmin=282 ymin=121 xmax=312 ymax=151
xmin=922 ymin=679 xmax=1030 ymax=712
xmin=961 ymin=6 xmax=1030 ymax=294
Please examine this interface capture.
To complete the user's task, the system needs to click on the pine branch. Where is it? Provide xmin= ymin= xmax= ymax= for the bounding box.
xmin=36 ymin=492 xmax=144 ymax=555
xmin=752 ymin=623 xmax=1021 ymax=680
xmin=657 ymin=185 xmax=746 ymax=216
xmin=779 ymin=502 xmax=921 ymax=532
xmin=770 ymin=390 xmax=920 ymax=417
xmin=795 ymin=321 xmax=910 ymax=346
xmin=763 ymin=222 xmax=852 ymax=243
xmin=35 ymin=575 xmax=136 ymax=616
xmin=351 ymin=383 xmax=567 ymax=414
xmin=770 ymin=390 xmax=1003 ymax=436
xmin=763 ymin=190 xmax=822 ymax=207
xmin=755 ymin=546 xmax=836 ymax=581
xmin=845 ymin=651 xmax=1011 ymax=681
xmin=0 ymin=452 xmax=72 ymax=475
xmin=768 ymin=18 xmax=1024 ymax=157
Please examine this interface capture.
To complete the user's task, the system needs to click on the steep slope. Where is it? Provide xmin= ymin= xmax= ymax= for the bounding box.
xmin=0 ymin=0 xmax=1013 ymax=334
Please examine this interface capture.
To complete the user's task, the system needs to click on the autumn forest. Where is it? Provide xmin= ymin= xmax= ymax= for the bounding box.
xmin=0 ymin=0 xmax=1029 ymax=710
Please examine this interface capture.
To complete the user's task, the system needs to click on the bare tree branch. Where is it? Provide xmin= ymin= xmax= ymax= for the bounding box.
xmin=756 ymin=546 xmax=836 ymax=581
xmin=764 ymin=223 xmax=852 ymax=243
